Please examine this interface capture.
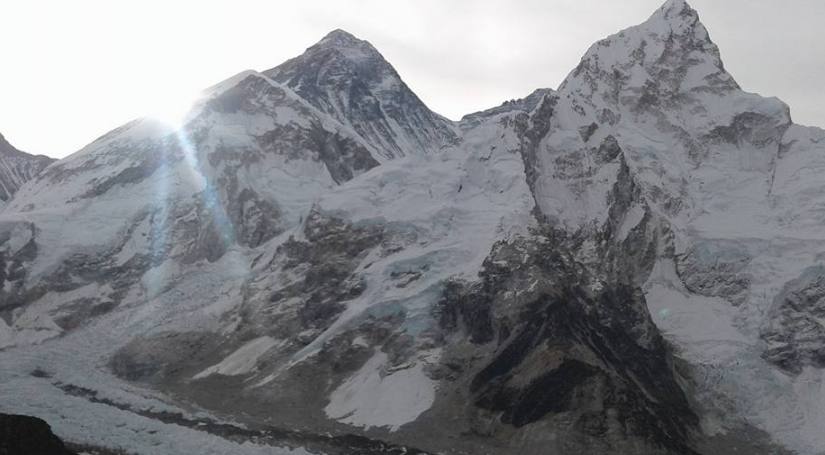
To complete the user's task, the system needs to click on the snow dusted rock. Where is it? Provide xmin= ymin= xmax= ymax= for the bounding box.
xmin=265 ymin=29 xmax=459 ymax=159
xmin=459 ymin=87 xmax=554 ymax=129
xmin=762 ymin=266 xmax=825 ymax=373
xmin=0 ymin=67 xmax=388 ymax=342
xmin=433 ymin=234 xmax=698 ymax=454
xmin=0 ymin=133 xmax=53 ymax=207
xmin=3 ymin=1 xmax=825 ymax=454
xmin=509 ymin=2 xmax=825 ymax=452
xmin=676 ymin=240 xmax=752 ymax=305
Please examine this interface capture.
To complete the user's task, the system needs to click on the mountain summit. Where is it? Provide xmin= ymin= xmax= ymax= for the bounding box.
xmin=561 ymin=0 xmax=736 ymax=113
xmin=316 ymin=28 xmax=368 ymax=48
xmin=2 ymin=2 xmax=825 ymax=455
xmin=265 ymin=29 xmax=458 ymax=158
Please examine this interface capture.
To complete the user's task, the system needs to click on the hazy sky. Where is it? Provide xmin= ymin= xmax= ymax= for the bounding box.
xmin=2 ymin=0 xmax=824 ymax=158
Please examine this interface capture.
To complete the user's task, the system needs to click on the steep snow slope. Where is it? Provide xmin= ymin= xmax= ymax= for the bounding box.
xmin=1 ymin=1 xmax=825 ymax=454
xmin=2 ymin=69 xmax=378 ymax=286
xmin=0 ymin=133 xmax=53 ymax=208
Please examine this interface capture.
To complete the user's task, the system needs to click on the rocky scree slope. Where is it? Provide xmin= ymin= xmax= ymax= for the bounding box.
xmin=1 ymin=1 xmax=825 ymax=454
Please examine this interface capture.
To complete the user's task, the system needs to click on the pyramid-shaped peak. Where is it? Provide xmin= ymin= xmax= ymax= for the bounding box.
xmin=291 ymin=28 xmax=386 ymax=66
xmin=264 ymin=27 xmax=458 ymax=159
xmin=558 ymin=0 xmax=737 ymax=108
xmin=266 ymin=28 xmax=392 ymax=83
xmin=319 ymin=29 xmax=364 ymax=46
xmin=312 ymin=28 xmax=381 ymax=56
xmin=660 ymin=0 xmax=692 ymax=14
xmin=644 ymin=0 xmax=702 ymax=35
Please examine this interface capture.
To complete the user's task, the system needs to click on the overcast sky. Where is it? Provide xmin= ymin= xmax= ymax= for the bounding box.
xmin=2 ymin=0 xmax=824 ymax=158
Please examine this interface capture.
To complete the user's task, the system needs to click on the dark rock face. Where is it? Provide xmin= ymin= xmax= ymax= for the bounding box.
xmin=594 ymin=135 xmax=622 ymax=164
xmin=110 ymin=331 xmax=221 ymax=382
xmin=265 ymin=30 xmax=458 ymax=158
xmin=251 ymin=208 xmax=384 ymax=333
xmin=0 ymin=414 xmax=75 ymax=455
xmin=476 ymin=358 xmax=599 ymax=428
xmin=459 ymin=88 xmax=555 ymax=128
xmin=229 ymin=188 xmax=284 ymax=248
xmin=0 ymin=133 xmax=54 ymax=203
xmin=437 ymin=235 xmax=699 ymax=454
xmin=705 ymin=112 xmax=789 ymax=149
xmin=676 ymin=241 xmax=752 ymax=305
xmin=437 ymin=280 xmax=494 ymax=344
xmin=762 ymin=266 xmax=825 ymax=373
xmin=206 ymin=72 xmax=372 ymax=178
xmin=309 ymin=125 xmax=380 ymax=184
xmin=0 ymin=221 xmax=38 ymax=316
xmin=512 ymin=92 xmax=558 ymax=222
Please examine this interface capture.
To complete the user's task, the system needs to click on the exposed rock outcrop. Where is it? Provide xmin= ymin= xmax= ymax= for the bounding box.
xmin=0 ymin=414 xmax=75 ymax=455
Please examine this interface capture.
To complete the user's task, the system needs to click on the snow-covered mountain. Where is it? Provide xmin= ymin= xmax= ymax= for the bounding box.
xmin=0 ymin=133 xmax=53 ymax=207
xmin=2 ymin=1 xmax=825 ymax=454
xmin=264 ymin=29 xmax=459 ymax=159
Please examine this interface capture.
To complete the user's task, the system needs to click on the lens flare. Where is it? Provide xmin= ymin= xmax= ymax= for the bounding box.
xmin=148 ymin=91 xmax=201 ymax=129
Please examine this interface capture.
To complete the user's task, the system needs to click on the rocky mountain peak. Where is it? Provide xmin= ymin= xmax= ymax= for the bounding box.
xmin=316 ymin=28 xmax=373 ymax=51
xmin=0 ymin=132 xmax=54 ymax=203
xmin=0 ymin=133 xmax=53 ymax=162
xmin=264 ymin=29 xmax=395 ymax=99
xmin=646 ymin=0 xmax=712 ymax=48
xmin=264 ymin=29 xmax=458 ymax=159
xmin=0 ymin=132 xmax=19 ymax=156
xmin=657 ymin=0 xmax=696 ymax=23
xmin=558 ymin=0 xmax=738 ymax=122
xmin=297 ymin=28 xmax=386 ymax=68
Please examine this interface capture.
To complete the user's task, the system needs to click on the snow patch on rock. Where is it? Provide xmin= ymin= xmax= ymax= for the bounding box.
xmin=194 ymin=336 xmax=281 ymax=379
xmin=324 ymin=350 xmax=437 ymax=431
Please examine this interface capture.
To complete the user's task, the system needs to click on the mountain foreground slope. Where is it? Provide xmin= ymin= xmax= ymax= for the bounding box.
xmin=2 ymin=1 xmax=825 ymax=453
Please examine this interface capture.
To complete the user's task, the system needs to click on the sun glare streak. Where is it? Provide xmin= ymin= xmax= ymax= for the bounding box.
xmin=145 ymin=126 xmax=244 ymax=296
xmin=149 ymin=91 xmax=202 ymax=129
xmin=146 ymin=145 xmax=172 ymax=298
xmin=174 ymin=127 xmax=237 ymax=250
xmin=141 ymin=84 xmax=247 ymax=299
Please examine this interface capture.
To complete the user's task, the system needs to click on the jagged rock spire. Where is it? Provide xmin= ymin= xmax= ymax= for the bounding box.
xmin=316 ymin=29 xmax=371 ymax=49
xmin=557 ymin=0 xmax=739 ymax=122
